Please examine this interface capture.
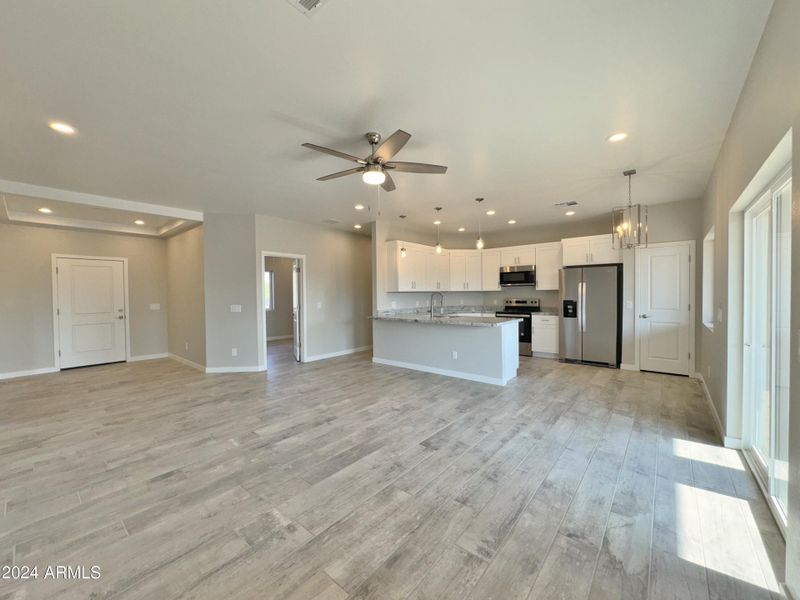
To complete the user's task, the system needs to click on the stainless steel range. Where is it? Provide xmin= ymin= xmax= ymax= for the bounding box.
xmin=495 ymin=298 xmax=540 ymax=357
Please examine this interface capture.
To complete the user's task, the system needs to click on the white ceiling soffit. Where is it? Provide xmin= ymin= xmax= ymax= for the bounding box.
xmin=0 ymin=1 xmax=773 ymax=234
xmin=0 ymin=191 xmax=200 ymax=238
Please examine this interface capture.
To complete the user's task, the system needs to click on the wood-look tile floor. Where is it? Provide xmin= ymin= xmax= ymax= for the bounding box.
xmin=0 ymin=344 xmax=785 ymax=599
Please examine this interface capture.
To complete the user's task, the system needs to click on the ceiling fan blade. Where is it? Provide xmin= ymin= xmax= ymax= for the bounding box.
xmin=316 ymin=167 xmax=364 ymax=181
xmin=384 ymin=161 xmax=448 ymax=174
xmin=302 ymin=143 xmax=367 ymax=164
xmin=381 ymin=171 xmax=396 ymax=192
xmin=372 ymin=130 xmax=411 ymax=163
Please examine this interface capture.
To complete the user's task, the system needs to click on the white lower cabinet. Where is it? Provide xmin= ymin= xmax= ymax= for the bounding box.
xmin=532 ymin=315 xmax=559 ymax=355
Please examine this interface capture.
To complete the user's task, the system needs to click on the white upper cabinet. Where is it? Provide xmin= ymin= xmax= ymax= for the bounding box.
xmin=500 ymin=245 xmax=536 ymax=267
xmin=588 ymin=234 xmax=621 ymax=264
xmin=481 ymin=250 xmax=502 ymax=291
xmin=561 ymin=234 xmax=621 ymax=266
xmin=450 ymin=251 xmax=482 ymax=291
xmin=386 ymin=241 xmax=430 ymax=291
xmin=425 ymin=251 xmax=450 ymax=291
xmin=533 ymin=243 xmax=562 ymax=290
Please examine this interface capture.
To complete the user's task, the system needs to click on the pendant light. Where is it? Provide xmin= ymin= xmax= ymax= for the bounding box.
xmin=399 ymin=215 xmax=407 ymax=258
xmin=611 ymin=169 xmax=648 ymax=249
xmin=475 ymin=198 xmax=485 ymax=249
xmin=433 ymin=207 xmax=443 ymax=254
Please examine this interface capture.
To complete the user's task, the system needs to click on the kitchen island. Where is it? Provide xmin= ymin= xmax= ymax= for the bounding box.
xmin=371 ymin=312 xmax=521 ymax=386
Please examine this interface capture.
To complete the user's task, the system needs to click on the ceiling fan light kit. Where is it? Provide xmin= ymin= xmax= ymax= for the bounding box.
xmin=302 ymin=130 xmax=447 ymax=193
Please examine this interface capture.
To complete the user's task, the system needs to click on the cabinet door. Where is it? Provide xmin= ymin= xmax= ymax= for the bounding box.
xmin=464 ymin=253 xmax=482 ymax=291
xmin=408 ymin=248 xmax=427 ymax=290
xmin=424 ymin=252 xmax=440 ymax=291
xmin=588 ymin=234 xmax=621 ymax=264
xmin=532 ymin=326 xmax=559 ymax=354
xmin=436 ymin=252 xmax=451 ymax=291
xmin=449 ymin=254 xmax=466 ymax=290
xmin=500 ymin=248 xmax=518 ymax=266
xmin=481 ymin=251 xmax=502 ymax=291
xmin=561 ymin=238 xmax=590 ymax=266
xmin=517 ymin=246 xmax=536 ymax=266
xmin=535 ymin=244 xmax=562 ymax=290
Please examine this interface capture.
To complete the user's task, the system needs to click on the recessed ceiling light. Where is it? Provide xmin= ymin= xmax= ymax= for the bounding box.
xmin=565 ymin=210 xmax=576 ymax=216
xmin=354 ymin=204 xmax=364 ymax=210
xmin=458 ymin=227 xmax=466 ymax=232
xmin=37 ymin=207 xmax=53 ymax=214
xmin=134 ymin=219 xmax=145 ymax=225
xmin=48 ymin=121 xmax=76 ymax=135
xmin=507 ymin=219 xmax=516 ymax=224
xmin=354 ymin=224 xmax=362 ymax=229
xmin=607 ymin=132 xmax=628 ymax=143
xmin=433 ymin=220 xmax=441 ymax=225
xmin=486 ymin=210 xmax=496 ymax=216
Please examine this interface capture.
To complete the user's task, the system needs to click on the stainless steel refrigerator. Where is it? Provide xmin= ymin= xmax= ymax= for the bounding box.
xmin=559 ymin=264 xmax=622 ymax=367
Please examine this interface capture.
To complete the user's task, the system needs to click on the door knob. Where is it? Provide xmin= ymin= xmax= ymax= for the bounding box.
xmin=639 ymin=314 xmax=649 ymax=319
xmin=117 ymin=315 xmax=125 ymax=320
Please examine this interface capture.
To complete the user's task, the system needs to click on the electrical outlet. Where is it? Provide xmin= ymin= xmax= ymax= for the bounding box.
xmin=316 ymin=301 xmax=322 ymax=309
xmin=460 ymin=299 xmax=464 ymax=305
xmin=451 ymin=351 xmax=458 ymax=360
xmin=231 ymin=347 xmax=238 ymax=357
xmin=415 ymin=301 xmax=420 ymax=307
xmin=391 ymin=301 xmax=397 ymax=309
xmin=184 ymin=341 xmax=189 ymax=351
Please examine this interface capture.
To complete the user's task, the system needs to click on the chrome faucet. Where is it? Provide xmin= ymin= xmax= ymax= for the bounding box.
xmin=430 ymin=292 xmax=444 ymax=317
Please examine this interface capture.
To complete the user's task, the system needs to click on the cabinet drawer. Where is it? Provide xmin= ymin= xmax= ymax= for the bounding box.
xmin=532 ymin=315 xmax=559 ymax=326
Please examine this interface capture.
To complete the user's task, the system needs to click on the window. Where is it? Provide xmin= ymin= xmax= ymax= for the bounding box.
xmin=263 ymin=270 xmax=275 ymax=311
xmin=702 ymin=227 xmax=715 ymax=330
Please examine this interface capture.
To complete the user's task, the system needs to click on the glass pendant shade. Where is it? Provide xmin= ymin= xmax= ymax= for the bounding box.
xmin=400 ymin=247 xmax=407 ymax=258
xmin=611 ymin=203 xmax=648 ymax=249
xmin=435 ymin=243 xmax=443 ymax=254
xmin=611 ymin=169 xmax=647 ymax=249
xmin=476 ymin=237 xmax=485 ymax=250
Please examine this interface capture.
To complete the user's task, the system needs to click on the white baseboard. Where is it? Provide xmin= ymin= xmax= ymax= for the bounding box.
xmin=168 ymin=353 xmax=205 ymax=372
xmin=372 ymin=357 xmax=509 ymax=386
xmin=129 ymin=353 xmax=168 ymax=362
xmin=304 ymin=345 xmax=373 ymax=363
xmin=205 ymin=365 xmax=266 ymax=374
xmin=620 ymin=363 xmax=638 ymax=371
xmin=267 ymin=335 xmax=293 ymax=341
xmin=0 ymin=366 xmax=59 ymax=380
xmin=693 ymin=372 xmax=727 ymax=445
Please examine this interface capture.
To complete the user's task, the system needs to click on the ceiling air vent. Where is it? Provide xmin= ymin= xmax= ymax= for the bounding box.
xmin=286 ymin=0 xmax=331 ymax=17
xmin=322 ymin=218 xmax=340 ymax=225
xmin=554 ymin=200 xmax=579 ymax=207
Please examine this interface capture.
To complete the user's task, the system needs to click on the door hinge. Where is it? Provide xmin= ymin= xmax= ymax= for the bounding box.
xmin=688 ymin=255 xmax=691 ymax=263
xmin=688 ymin=304 xmax=691 ymax=311
xmin=688 ymin=352 xmax=691 ymax=359
xmin=58 ymin=350 xmax=61 ymax=357
xmin=56 ymin=308 xmax=60 ymax=315
xmin=56 ymin=266 xmax=59 ymax=274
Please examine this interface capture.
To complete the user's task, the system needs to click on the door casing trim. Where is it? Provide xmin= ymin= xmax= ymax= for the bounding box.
xmin=51 ymin=254 xmax=131 ymax=370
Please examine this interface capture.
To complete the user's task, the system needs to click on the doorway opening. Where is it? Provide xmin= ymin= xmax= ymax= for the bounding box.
xmin=261 ymin=252 xmax=305 ymax=370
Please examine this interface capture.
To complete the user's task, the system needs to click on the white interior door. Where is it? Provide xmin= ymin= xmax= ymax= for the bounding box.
xmin=56 ymin=257 xmax=127 ymax=368
xmin=637 ymin=243 xmax=692 ymax=375
xmin=292 ymin=259 xmax=302 ymax=362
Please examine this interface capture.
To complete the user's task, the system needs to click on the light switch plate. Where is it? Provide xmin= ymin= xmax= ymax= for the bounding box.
xmin=149 ymin=303 xmax=161 ymax=311
xmin=230 ymin=304 xmax=242 ymax=313
xmin=626 ymin=300 xmax=633 ymax=310
xmin=316 ymin=301 xmax=322 ymax=309
xmin=231 ymin=347 xmax=238 ymax=357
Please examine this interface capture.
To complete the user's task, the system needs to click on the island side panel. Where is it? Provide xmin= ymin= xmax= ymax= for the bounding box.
xmin=372 ymin=320 xmax=518 ymax=385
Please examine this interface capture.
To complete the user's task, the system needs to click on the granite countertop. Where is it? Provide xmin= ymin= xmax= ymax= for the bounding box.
xmin=371 ymin=313 xmax=522 ymax=328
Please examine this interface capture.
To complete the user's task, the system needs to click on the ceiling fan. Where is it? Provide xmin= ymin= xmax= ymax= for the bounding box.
xmin=301 ymin=130 xmax=447 ymax=192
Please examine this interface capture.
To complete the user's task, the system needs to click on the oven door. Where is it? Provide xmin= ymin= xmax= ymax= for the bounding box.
xmin=499 ymin=267 xmax=536 ymax=287
xmin=495 ymin=312 xmax=532 ymax=356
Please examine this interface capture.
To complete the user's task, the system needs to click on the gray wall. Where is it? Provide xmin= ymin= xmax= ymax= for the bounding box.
xmin=256 ymin=214 xmax=373 ymax=361
xmin=166 ymin=225 xmax=206 ymax=366
xmin=0 ymin=222 xmax=168 ymax=373
xmin=694 ymin=0 xmax=800 ymax=592
xmin=264 ymin=255 xmax=294 ymax=339
xmin=203 ymin=213 xmax=261 ymax=369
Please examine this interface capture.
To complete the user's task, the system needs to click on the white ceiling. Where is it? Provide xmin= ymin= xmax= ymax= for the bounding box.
xmin=0 ymin=1 xmax=772 ymax=235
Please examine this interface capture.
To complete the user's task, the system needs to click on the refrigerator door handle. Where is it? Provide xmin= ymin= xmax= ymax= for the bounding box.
xmin=581 ymin=280 xmax=587 ymax=332
xmin=577 ymin=281 xmax=584 ymax=333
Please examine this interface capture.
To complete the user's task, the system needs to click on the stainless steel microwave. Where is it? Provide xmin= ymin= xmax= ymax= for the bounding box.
xmin=499 ymin=265 xmax=536 ymax=287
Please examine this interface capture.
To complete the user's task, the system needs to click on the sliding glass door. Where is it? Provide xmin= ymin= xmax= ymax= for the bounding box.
xmin=743 ymin=169 xmax=792 ymax=522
